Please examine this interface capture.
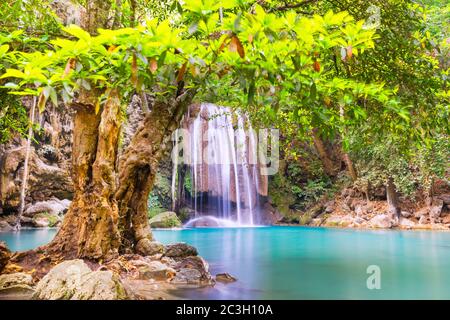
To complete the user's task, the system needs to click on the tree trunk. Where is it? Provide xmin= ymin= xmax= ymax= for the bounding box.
xmin=311 ymin=128 xmax=336 ymax=177
xmin=45 ymin=89 xmax=122 ymax=259
xmin=343 ymin=152 xmax=358 ymax=181
xmin=386 ymin=176 xmax=400 ymax=221
xmin=116 ymin=90 xmax=195 ymax=252
xmin=15 ymin=96 xmax=37 ymax=229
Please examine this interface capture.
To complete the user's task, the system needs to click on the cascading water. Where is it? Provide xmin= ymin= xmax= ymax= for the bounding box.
xmin=171 ymin=103 xmax=268 ymax=227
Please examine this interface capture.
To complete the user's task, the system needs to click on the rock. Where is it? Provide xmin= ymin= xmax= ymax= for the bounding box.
xmin=171 ymin=268 xmax=203 ymax=285
xmin=215 ymin=273 xmax=237 ymax=283
xmin=33 ymin=259 xmax=128 ymax=300
xmin=131 ymin=260 xmax=176 ymax=281
xmin=324 ymin=215 xmax=354 ymax=227
xmin=149 ymin=211 xmax=181 ymax=228
xmin=430 ymin=199 xmax=444 ymax=223
xmin=438 ymin=194 xmax=450 ymax=205
xmin=414 ymin=207 xmax=429 ymax=219
xmin=324 ymin=201 xmax=335 ymax=213
xmin=0 ymin=272 xmax=34 ymax=297
xmin=135 ymin=239 xmax=165 ymax=256
xmin=164 ymin=243 xmax=198 ymax=258
xmin=399 ymin=217 xmax=416 ymax=229
xmin=354 ymin=205 xmax=366 ymax=217
xmin=0 ymin=242 xmax=11 ymax=272
xmin=419 ymin=215 xmax=428 ymax=224
xmin=31 ymin=213 xmax=60 ymax=228
xmin=400 ymin=211 xmax=412 ymax=218
xmin=25 ymin=199 xmax=71 ymax=217
xmin=174 ymin=256 xmax=211 ymax=282
xmin=354 ymin=217 xmax=366 ymax=224
xmin=369 ymin=214 xmax=392 ymax=229
xmin=0 ymin=220 xmax=14 ymax=232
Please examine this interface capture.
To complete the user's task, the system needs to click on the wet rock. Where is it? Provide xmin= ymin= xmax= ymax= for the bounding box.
xmin=131 ymin=260 xmax=176 ymax=281
xmin=171 ymin=268 xmax=202 ymax=285
xmin=0 ymin=220 xmax=14 ymax=232
xmin=0 ymin=273 xmax=34 ymax=297
xmin=149 ymin=211 xmax=181 ymax=228
xmin=164 ymin=243 xmax=198 ymax=258
xmin=215 ymin=273 xmax=237 ymax=283
xmin=33 ymin=259 xmax=128 ymax=300
xmin=135 ymin=239 xmax=165 ymax=256
xmin=369 ymin=214 xmax=392 ymax=229
xmin=0 ymin=242 xmax=11 ymax=272
xmin=174 ymin=256 xmax=211 ymax=283
xmin=25 ymin=199 xmax=71 ymax=217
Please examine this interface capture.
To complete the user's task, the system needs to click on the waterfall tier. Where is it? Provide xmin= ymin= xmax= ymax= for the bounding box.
xmin=171 ymin=103 xmax=268 ymax=226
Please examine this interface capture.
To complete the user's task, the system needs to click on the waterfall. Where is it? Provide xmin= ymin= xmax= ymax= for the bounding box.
xmin=172 ymin=103 xmax=266 ymax=227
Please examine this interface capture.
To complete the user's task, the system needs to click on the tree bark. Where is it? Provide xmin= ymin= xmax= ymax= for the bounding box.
xmin=116 ymin=90 xmax=196 ymax=252
xmin=311 ymin=128 xmax=337 ymax=177
xmin=386 ymin=176 xmax=400 ymax=221
xmin=15 ymin=96 xmax=37 ymax=229
xmin=45 ymin=89 xmax=122 ymax=259
xmin=343 ymin=152 xmax=358 ymax=181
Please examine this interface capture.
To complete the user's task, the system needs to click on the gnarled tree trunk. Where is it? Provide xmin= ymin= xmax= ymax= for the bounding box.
xmin=45 ymin=89 xmax=121 ymax=259
xmin=386 ymin=176 xmax=400 ymax=222
xmin=116 ymin=90 xmax=196 ymax=252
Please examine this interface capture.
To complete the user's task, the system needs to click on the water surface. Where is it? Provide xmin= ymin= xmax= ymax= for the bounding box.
xmin=2 ymin=226 xmax=450 ymax=299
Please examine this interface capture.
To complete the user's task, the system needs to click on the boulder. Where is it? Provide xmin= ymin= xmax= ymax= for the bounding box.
xmin=369 ymin=214 xmax=392 ymax=229
xmin=0 ymin=273 xmax=34 ymax=297
xmin=131 ymin=260 xmax=176 ymax=281
xmin=429 ymin=199 xmax=444 ymax=223
xmin=324 ymin=201 xmax=335 ymax=213
xmin=25 ymin=199 xmax=71 ymax=217
xmin=419 ymin=215 xmax=428 ymax=224
xmin=164 ymin=243 xmax=198 ymax=258
xmin=400 ymin=211 xmax=412 ymax=218
xmin=135 ymin=239 xmax=165 ymax=256
xmin=171 ymin=268 xmax=203 ymax=285
xmin=438 ymin=194 xmax=450 ymax=205
xmin=324 ymin=215 xmax=354 ymax=227
xmin=0 ymin=220 xmax=14 ymax=232
xmin=399 ymin=217 xmax=416 ymax=229
xmin=33 ymin=259 xmax=128 ymax=300
xmin=0 ymin=241 xmax=11 ymax=272
xmin=215 ymin=273 xmax=237 ymax=283
xmin=174 ymin=256 xmax=211 ymax=282
xmin=149 ymin=211 xmax=181 ymax=228
xmin=31 ymin=213 xmax=60 ymax=228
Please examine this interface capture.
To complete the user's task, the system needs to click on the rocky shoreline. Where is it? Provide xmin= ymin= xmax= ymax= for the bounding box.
xmin=0 ymin=241 xmax=238 ymax=300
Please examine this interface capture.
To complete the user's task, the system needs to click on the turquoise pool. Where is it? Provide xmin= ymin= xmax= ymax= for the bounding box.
xmin=2 ymin=226 xmax=450 ymax=299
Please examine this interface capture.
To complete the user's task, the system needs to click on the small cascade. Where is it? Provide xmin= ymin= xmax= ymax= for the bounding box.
xmin=172 ymin=103 xmax=268 ymax=226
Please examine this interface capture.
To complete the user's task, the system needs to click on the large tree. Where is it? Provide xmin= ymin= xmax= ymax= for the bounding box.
xmin=0 ymin=0 xmax=420 ymax=263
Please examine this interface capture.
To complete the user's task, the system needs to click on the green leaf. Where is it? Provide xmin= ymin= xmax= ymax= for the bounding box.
xmin=0 ymin=69 xmax=26 ymax=79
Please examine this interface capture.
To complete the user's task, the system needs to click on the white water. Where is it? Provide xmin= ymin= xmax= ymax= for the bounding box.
xmin=172 ymin=103 xmax=263 ymax=226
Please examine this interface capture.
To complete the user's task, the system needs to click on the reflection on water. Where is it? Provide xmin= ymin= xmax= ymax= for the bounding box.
xmin=2 ymin=226 xmax=450 ymax=299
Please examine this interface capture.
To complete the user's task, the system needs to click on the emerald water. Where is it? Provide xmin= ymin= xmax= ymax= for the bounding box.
xmin=2 ymin=226 xmax=450 ymax=299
